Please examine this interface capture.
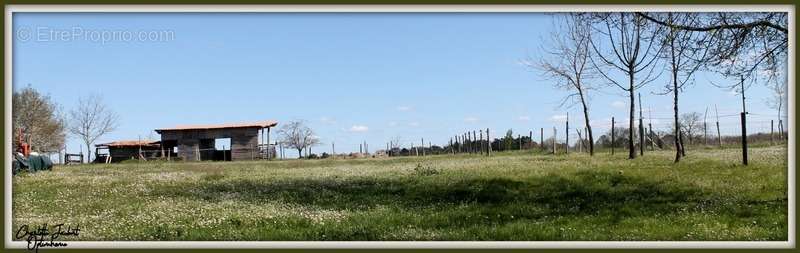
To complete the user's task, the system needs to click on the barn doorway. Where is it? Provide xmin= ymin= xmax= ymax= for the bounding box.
xmin=214 ymin=138 xmax=232 ymax=161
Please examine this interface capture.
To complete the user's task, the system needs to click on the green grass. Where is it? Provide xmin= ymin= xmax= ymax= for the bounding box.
xmin=12 ymin=146 xmax=788 ymax=241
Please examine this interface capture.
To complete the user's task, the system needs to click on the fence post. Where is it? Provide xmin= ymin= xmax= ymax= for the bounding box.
xmin=528 ymin=131 xmax=532 ymax=150
xmin=638 ymin=93 xmax=644 ymax=156
xmin=479 ymin=130 xmax=484 ymax=155
xmin=487 ymin=128 xmax=492 ymax=156
xmin=421 ymin=138 xmax=425 ymax=156
xmin=553 ymin=127 xmax=557 ymax=154
xmin=648 ymin=122 xmax=655 ymax=151
xmin=741 ymin=112 xmax=748 ymax=165
xmin=540 ymin=128 xmax=544 ymax=152
xmin=565 ymin=113 xmax=569 ymax=155
xmin=771 ymin=120 xmax=775 ymax=144
xmin=611 ymin=117 xmax=615 ymax=155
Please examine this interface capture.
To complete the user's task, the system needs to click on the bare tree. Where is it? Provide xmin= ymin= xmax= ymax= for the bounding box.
xmin=68 ymin=94 xmax=119 ymax=162
xmin=678 ymin=112 xmax=703 ymax=145
xmin=389 ymin=136 xmax=403 ymax=156
xmin=277 ymin=120 xmax=319 ymax=158
xmin=637 ymin=12 xmax=787 ymax=83
xmin=651 ymin=13 xmax=710 ymax=162
xmin=588 ymin=12 xmax=664 ymax=159
xmin=765 ymin=73 xmax=788 ymax=127
xmin=528 ymin=14 xmax=597 ymax=156
xmin=12 ymin=85 xmax=66 ymax=154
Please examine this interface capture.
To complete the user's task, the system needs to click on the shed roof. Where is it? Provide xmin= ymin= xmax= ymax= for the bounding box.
xmin=155 ymin=120 xmax=278 ymax=133
xmin=96 ymin=140 xmax=160 ymax=148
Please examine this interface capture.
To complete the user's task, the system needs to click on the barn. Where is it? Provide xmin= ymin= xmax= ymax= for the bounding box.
xmin=155 ymin=120 xmax=278 ymax=161
xmin=95 ymin=140 xmax=165 ymax=163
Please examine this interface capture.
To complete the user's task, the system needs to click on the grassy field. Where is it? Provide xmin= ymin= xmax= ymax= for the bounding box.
xmin=12 ymin=146 xmax=788 ymax=241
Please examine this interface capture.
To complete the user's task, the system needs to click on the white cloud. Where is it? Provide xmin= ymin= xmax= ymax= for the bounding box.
xmin=349 ymin=125 xmax=369 ymax=132
xmin=408 ymin=122 xmax=420 ymax=127
xmin=319 ymin=116 xmax=336 ymax=124
xmin=388 ymin=122 xmax=398 ymax=127
xmin=517 ymin=116 xmax=531 ymax=121
xmin=397 ymin=106 xmax=413 ymax=112
xmin=464 ymin=117 xmax=479 ymax=123
xmin=611 ymin=101 xmax=626 ymax=109
xmin=549 ymin=114 xmax=568 ymax=123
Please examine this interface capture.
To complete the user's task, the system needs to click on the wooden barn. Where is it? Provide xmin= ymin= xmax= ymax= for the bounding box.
xmin=95 ymin=140 xmax=166 ymax=163
xmin=155 ymin=120 xmax=278 ymax=161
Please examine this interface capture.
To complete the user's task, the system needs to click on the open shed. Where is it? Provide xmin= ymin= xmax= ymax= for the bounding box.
xmin=155 ymin=120 xmax=278 ymax=161
xmin=95 ymin=140 xmax=165 ymax=163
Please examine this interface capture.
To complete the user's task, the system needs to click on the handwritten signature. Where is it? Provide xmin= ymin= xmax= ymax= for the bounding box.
xmin=15 ymin=223 xmax=80 ymax=253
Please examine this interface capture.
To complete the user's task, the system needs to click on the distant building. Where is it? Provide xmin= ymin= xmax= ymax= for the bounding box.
xmin=95 ymin=140 xmax=163 ymax=163
xmin=155 ymin=120 xmax=278 ymax=161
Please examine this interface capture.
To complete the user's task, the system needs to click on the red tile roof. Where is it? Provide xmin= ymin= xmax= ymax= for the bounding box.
xmin=96 ymin=140 xmax=160 ymax=148
xmin=155 ymin=120 xmax=278 ymax=132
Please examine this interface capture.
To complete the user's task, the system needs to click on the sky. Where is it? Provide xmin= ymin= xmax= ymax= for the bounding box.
xmin=12 ymin=13 xmax=788 ymax=158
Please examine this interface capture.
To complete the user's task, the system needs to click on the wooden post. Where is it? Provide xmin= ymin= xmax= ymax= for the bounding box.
xmin=611 ymin=117 xmax=615 ymax=155
xmin=487 ymin=128 xmax=492 ymax=156
xmin=771 ymin=120 xmax=775 ymax=144
xmin=740 ymin=76 xmax=748 ymax=166
xmin=332 ymin=142 xmax=336 ymax=159
xmin=529 ymin=130 xmax=532 ymax=150
xmin=266 ymin=127 xmax=271 ymax=160
xmin=473 ymin=131 xmax=477 ymax=154
xmin=553 ymin=127 xmax=557 ymax=154
xmin=649 ymin=122 xmax=654 ymax=151
xmin=540 ymin=128 xmax=544 ymax=152
xmin=479 ymin=130 xmax=484 ymax=155
xmin=565 ymin=113 xmax=569 ymax=155
xmin=638 ymin=93 xmax=644 ymax=156
xmin=138 ymin=135 xmax=142 ymax=160
xmin=421 ymin=138 xmax=425 ymax=156
xmin=223 ymin=145 xmax=227 ymax=161
xmin=716 ymin=105 xmax=722 ymax=147
xmin=741 ymin=112 xmax=748 ymax=165
xmin=779 ymin=119 xmax=784 ymax=141
xmin=466 ymin=132 xmax=471 ymax=154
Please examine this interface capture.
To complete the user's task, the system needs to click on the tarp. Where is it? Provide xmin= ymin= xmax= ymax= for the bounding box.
xmin=12 ymin=153 xmax=52 ymax=175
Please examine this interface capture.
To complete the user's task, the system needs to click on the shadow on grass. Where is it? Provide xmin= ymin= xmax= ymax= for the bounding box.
xmin=146 ymin=170 xmax=775 ymax=221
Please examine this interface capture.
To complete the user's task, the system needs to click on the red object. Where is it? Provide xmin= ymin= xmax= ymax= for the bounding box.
xmin=17 ymin=129 xmax=30 ymax=157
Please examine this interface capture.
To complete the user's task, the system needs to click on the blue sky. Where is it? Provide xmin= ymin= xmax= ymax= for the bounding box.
xmin=12 ymin=13 xmax=787 ymax=157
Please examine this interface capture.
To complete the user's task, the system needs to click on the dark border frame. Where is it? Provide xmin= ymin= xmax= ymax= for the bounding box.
xmin=1 ymin=3 xmax=796 ymax=252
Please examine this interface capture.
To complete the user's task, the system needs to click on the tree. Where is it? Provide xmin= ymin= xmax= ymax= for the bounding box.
xmin=12 ymin=85 xmax=66 ymax=154
xmin=588 ymin=12 xmax=664 ymax=159
xmin=277 ymin=120 xmax=319 ymax=158
xmin=68 ymin=94 xmax=119 ymax=162
xmin=636 ymin=12 xmax=787 ymax=82
xmin=389 ymin=136 xmax=403 ymax=156
xmin=653 ymin=13 xmax=710 ymax=162
xmin=678 ymin=112 xmax=703 ymax=145
xmin=531 ymin=14 xmax=597 ymax=156
xmin=765 ymin=74 xmax=788 ymax=129
xmin=503 ymin=129 xmax=514 ymax=151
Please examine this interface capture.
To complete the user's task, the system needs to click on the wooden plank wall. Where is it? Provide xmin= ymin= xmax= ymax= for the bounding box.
xmin=160 ymin=127 xmax=261 ymax=161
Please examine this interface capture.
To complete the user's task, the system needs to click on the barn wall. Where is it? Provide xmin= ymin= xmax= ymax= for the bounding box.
xmin=108 ymin=146 xmax=161 ymax=163
xmin=160 ymin=127 xmax=261 ymax=161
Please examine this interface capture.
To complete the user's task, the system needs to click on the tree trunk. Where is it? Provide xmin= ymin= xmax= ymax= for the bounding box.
xmin=578 ymin=89 xmax=594 ymax=156
xmin=85 ymin=141 xmax=92 ymax=163
xmin=297 ymin=149 xmax=302 ymax=159
xmin=628 ymin=71 xmax=636 ymax=159
xmin=672 ymin=57 xmax=683 ymax=163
